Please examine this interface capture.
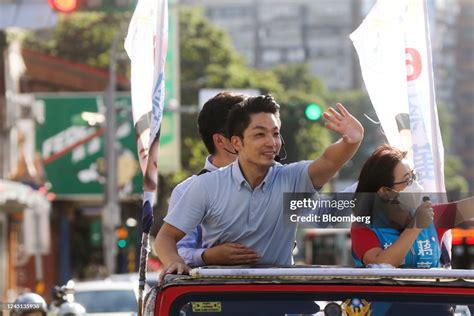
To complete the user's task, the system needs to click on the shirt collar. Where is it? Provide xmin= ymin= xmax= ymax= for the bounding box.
xmin=231 ymin=159 xmax=275 ymax=192
xmin=204 ymin=155 xmax=219 ymax=172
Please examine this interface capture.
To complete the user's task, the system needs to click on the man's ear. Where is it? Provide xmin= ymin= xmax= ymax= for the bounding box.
xmin=231 ymin=135 xmax=242 ymax=152
xmin=212 ymin=133 xmax=223 ymax=150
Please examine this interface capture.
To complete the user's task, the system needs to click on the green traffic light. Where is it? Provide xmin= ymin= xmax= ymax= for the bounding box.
xmin=305 ymin=103 xmax=323 ymax=121
xmin=117 ymin=240 xmax=127 ymax=248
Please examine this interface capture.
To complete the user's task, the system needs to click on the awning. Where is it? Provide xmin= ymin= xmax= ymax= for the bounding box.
xmin=0 ymin=179 xmax=51 ymax=254
xmin=0 ymin=179 xmax=50 ymax=213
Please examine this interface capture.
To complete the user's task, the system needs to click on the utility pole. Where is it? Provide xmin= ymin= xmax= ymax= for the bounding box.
xmin=103 ymin=28 xmax=121 ymax=275
xmin=0 ymin=30 xmax=6 ymax=179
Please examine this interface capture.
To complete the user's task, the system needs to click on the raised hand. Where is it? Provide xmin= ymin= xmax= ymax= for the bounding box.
xmin=323 ymin=103 xmax=364 ymax=144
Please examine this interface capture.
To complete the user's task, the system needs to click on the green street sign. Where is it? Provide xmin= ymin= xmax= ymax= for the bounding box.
xmin=34 ymin=93 xmax=179 ymax=199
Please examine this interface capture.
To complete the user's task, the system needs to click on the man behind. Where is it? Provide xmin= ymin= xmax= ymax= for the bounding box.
xmin=172 ymin=92 xmax=259 ymax=266
xmin=156 ymin=95 xmax=364 ymax=275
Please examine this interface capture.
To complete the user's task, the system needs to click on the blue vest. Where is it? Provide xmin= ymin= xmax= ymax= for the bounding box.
xmin=353 ymin=224 xmax=440 ymax=268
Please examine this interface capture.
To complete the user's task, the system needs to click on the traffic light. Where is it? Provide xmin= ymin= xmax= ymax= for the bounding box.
xmin=304 ymin=103 xmax=323 ymax=121
xmin=48 ymin=0 xmax=78 ymax=13
xmin=116 ymin=226 xmax=129 ymax=249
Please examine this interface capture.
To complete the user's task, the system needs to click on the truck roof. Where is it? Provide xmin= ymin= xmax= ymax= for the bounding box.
xmin=159 ymin=266 xmax=474 ymax=289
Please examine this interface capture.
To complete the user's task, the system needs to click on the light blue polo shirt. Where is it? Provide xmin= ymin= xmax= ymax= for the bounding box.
xmin=172 ymin=156 xmax=219 ymax=266
xmin=164 ymin=159 xmax=315 ymax=265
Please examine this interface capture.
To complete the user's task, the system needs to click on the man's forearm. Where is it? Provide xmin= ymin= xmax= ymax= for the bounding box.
xmin=322 ymin=138 xmax=360 ymax=170
xmin=310 ymin=138 xmax=361 ymax=188
xmin=155 ymin=231 xmax=186 ymax=267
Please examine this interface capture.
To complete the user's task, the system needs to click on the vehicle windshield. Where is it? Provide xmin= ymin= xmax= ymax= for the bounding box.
xmin=172 ymin=292 xmax=473 ymax=316
xmin=74 ymin=289 xmax=137 ymax=313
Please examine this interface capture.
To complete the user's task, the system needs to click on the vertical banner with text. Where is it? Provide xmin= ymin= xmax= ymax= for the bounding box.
xmin=350 ymin=0 xmax=445 ymax=195
xmin=351 ymin=0 xmax=450 ymax=262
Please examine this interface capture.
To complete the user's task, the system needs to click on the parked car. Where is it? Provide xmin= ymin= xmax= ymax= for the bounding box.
xmin=108 ymin=272 xmax=161 ymax=288
xmin=73 ymin=280 xmax=138 ymax=315
xmin=144 ymin=267 xmax=474 ymax=316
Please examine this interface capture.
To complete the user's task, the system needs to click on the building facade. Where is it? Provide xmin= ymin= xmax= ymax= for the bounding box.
xmin=181 ymin=0 xmax=362 ymax=90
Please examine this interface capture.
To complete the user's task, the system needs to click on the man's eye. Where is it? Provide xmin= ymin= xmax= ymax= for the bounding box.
xmin=255 ymin=133 xmax=264 ymax=137
xmin=273 ymin=132 xmax=280 ymax=137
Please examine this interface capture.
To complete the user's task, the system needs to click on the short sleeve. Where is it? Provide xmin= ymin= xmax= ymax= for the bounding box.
xmin=164 ymin=176 xmax=209 ymax=234
xmin=280 ymin=161 xmax=316 ymax=193
xmin=351 ymin=223 xmax=381 ymax=260
xmin=168 ymin=175 xmax=196 ymax=213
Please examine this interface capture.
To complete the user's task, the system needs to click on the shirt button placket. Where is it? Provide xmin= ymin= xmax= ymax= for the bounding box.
xmin=249 ymin=189 xmax=261 ymax=226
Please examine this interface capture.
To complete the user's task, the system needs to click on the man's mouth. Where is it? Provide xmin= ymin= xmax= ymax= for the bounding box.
xmin=262 ymin=151 xmax=276 ymax=158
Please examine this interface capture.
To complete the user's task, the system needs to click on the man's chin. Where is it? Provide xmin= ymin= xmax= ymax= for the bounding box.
xmin=260 ymin=159 xmax=276 ymax=167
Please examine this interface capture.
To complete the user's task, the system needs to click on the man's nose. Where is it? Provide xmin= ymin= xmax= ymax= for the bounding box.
xmin=264 ymin=134 xmax=276 ymax=147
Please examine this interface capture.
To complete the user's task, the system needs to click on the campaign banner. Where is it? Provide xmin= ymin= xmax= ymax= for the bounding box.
xmin=350 ymin=0 xmax=445 ymax=195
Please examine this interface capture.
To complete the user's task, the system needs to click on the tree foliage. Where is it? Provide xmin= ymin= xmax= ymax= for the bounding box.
xmin=179 ymin=8 xmax=283 ymax=106
xmin=437 ymin=104 xmax=469 ymax=199
xmin=272 ymin=64 xmax=327 ymax=105
xmin=24 ymin=13 xmax=129 ymax=74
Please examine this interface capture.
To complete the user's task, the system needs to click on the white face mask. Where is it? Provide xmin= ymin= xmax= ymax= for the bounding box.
xmin=397 ymin=181 xmax=425 ymax=214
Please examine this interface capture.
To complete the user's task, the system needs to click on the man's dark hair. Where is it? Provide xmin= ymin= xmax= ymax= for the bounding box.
xmin=198 ymin=92 xmax=246 ymax=154
xmin=227 ymin=95 xmax=280 ymax=138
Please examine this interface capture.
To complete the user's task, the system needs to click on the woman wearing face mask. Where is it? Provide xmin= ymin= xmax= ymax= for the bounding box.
xmin=351 ymin=144 xmax=474 ymax=268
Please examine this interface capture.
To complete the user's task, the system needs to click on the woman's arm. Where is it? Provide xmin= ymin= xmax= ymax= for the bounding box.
xmin=361 ymin=201 xmax=433 ymax=267
xmin=362 ymin=228 xmax=422 ymax=267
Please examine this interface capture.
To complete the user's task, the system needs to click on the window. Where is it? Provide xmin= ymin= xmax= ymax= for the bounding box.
xmin=74 ymin=289 xmax=137 ymax=313
xmin=171 ymin=291 xmax=473 ymax=316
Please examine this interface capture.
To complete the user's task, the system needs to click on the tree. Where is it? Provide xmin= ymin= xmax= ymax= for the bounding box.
xmin=437 ymin=104 xmax=469 ymax=200
xmin=179 ymin=8 xmax=283 ymax=106
xmin=24 ymin=12 xmax=130 ymax=75
xmin=272 ymin=64 xmax=327 ymax=105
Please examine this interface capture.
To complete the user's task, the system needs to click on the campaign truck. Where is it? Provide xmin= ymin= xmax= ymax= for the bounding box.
xmin=144 ymin=267 xmax=474 ymax=315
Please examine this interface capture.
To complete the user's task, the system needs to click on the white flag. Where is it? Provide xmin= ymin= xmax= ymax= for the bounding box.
xmin=351 ymin=0 xmax=450 ymax=262
xmin=350 ymin=0 xmax=445 ymax=194
xmin=125 ymin=0 xmax=168 ymax=195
